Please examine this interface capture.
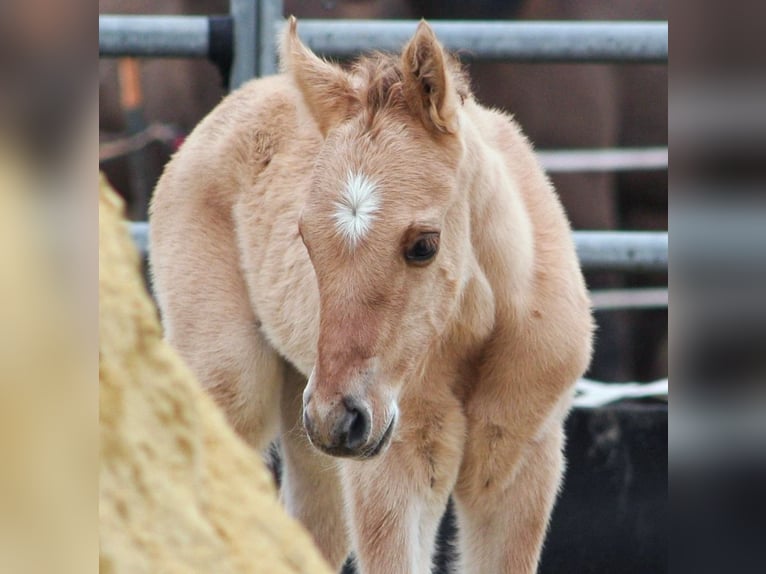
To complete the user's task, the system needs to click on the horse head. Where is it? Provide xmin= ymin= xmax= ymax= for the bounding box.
xmin=283 ymin=18 xmax=480 ymax=458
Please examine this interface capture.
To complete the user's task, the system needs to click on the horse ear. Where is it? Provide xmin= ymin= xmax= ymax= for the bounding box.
xmin=401 ymin=20 xmax=460 ymax=134
xmin=280 ymin=16 xmax=358 ymax=136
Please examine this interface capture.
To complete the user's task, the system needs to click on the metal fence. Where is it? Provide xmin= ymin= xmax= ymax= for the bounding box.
xmin=100 ymin=0 xmax=668 ymax=276
xmin=99 ymin=14 xmax=669 ymax=85
xmin=99 ymin=0 xmax=668 ymax=87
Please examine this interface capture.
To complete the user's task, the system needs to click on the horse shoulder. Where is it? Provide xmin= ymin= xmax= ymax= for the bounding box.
xmin=462 ymin=103 xmax=593 ymax=414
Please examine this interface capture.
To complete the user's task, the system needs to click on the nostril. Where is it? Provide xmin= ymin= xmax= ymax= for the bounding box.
xmin=345 ymin=407 xmax=369 ymax=450
xmin=339 ymin=395 xmax=370 ymax=451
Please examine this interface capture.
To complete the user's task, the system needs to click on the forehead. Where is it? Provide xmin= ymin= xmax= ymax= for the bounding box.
xmin=304 ymin=124 xmax=452 ymax=248
xmin=310 ymin=119 xmax=453 ymax=206
xmin=331 ymin=170 xmax=382 ymax=248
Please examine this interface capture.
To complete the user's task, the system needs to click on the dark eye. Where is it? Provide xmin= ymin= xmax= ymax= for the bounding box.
xmin=404 ymin=232 xmax=440 ymax=265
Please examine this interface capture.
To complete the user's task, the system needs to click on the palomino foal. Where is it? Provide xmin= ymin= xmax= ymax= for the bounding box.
xmin=150 ymin=18 xmax=593 ymax=574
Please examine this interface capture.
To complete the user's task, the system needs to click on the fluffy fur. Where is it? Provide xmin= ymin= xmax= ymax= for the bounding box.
xmin=333 ymin=170 xmax=380 ymax=247
xmin=150 ymin=18 xmax=593 ymax=574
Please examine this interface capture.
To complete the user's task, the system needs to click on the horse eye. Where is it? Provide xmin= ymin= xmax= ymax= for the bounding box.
xmin=405 ymin=232 xmax=440 ymax=265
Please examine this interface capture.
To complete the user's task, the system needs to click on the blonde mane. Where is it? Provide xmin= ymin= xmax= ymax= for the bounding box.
xmin=350 ymin=51 xmax=470 ymax=130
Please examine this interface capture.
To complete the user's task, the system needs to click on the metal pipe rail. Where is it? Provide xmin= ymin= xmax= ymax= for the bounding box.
xmin=128 ymin=222 xmax=668 ymax=272
xmin=99 ymin=16 xmax=668 ymax=64
xmin=538 ymin=147 xmax=668 ymax=173
xmin=575 ymin=231 xmax=667 ymax=272
xmin=589 ymin=288 xmax=668 ymax=310
xmin=100 ymin=15 xmax=210 ymax=58
xmin=293 ymin=20 xmax=668 ymax=63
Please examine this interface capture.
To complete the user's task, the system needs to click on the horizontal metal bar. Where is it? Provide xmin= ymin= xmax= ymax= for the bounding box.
xmin=99 ymin=15 xmax=210 ymax=57
xmin=128 ymin=223 xmax=667 ymax=272
xmin=575 ymin=231 xmax=667 ymax=272
xmin=291 ymin=20 xmax=668 ymax=63
xmin=538 ymin=147 xmax=668 ymax=173
xmin=590 ymin=288 xmax=668 ymax=310
xmin=99 ymin=16 xmax=667 ymax=63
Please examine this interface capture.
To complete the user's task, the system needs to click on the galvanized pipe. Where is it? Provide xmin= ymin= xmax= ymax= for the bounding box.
xmin=589 ymin=288 xmax=668 ymax=310
xmin=99 ymin=15 xmax=210 ymax=58
xmin=128 ymin=223 xmax=668 ymax=272
xmin=285 ymin=20 xmax=668 ymax=63
xmin=258 ymin=0 xmax=283 ymax=77
xmin=229 ymin=0 xmax=258 ymax=89
xmin=538 ymin=147 xmax=668 ymax=173
xmin=575 ymin=231 xmax=668 ymax=272
xmin=99 ymin=16 xmax=668 ymax=64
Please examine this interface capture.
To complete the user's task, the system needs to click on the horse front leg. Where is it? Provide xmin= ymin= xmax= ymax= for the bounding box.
xmin=342 ymin=397 xmax=465 ymax=574
xmin=279 ymin=363 xmax=350 ymax=571
xmin=454 ymin=424 xmax=565 ymax=574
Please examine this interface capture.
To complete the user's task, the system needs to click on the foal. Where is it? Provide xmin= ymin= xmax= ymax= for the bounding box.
xmin=150 ymin=18 xmax=593 ymax=574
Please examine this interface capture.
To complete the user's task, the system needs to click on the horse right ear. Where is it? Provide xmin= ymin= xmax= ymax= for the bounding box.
xmin=280 ymin=17 xmax=358 ymax=136
xmin=401 ymin=20 xmax=460 ymax=134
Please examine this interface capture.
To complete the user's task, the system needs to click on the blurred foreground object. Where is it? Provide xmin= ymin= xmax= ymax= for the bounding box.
xmin=98 ymin=176 xmax=331 ymax=574
xmin=671 ymin=0 xmax=766 ymax=571
xmin=0 ymin=0 xmax=91 ymax=165
xmin=0 ymin=147 xmax=91 ymax=574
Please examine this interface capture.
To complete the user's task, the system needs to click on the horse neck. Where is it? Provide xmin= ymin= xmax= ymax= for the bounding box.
xmin=456 ymin=104 xmax=536 ymax=323
xmin=414 ymin=105 xmax=539 ymax=380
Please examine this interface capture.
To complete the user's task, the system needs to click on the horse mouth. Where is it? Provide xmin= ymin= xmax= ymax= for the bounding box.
xmin=313 ymin=414 xmax=396 ymax=460
xmin=358 ymin=414 xmax=396 ymax=459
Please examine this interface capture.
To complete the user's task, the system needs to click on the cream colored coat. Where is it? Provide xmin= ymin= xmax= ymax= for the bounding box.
xmin=150 ymin=19 xmax=593 ymax=574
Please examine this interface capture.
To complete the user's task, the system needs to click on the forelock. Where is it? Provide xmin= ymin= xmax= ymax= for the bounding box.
xmin=350 ymin=52 xmax=470 ymax=130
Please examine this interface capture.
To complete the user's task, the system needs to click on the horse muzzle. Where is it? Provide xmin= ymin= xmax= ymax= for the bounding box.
xmin=303 ymin=393 xmax=397 ymax=459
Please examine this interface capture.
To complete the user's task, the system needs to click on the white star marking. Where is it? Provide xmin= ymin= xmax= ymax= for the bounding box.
xmin=332 ymin=170 xmax=380 ymax=247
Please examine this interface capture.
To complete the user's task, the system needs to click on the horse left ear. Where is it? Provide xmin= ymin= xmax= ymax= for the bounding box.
xmin=401 ymin=20 xmax=460 ymax=134
xmin=280 ymin=16 xmax=358 ymax=136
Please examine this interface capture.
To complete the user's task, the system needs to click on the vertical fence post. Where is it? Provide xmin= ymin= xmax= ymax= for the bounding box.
xmin=258 ymin=0 xmax=282 ymax=77
xmin=230 ymin=0 xmax=258 ymax=88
